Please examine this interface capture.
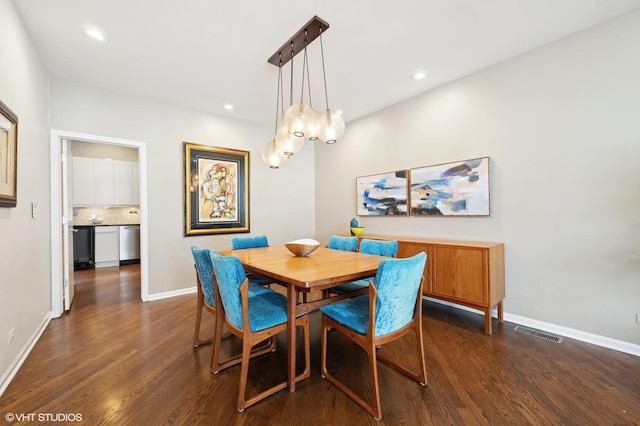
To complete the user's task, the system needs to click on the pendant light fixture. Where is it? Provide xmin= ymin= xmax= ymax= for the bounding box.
xmin=262 ymin=16 xmax=345 ymax=168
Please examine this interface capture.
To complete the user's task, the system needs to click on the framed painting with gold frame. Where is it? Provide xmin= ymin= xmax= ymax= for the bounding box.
xmin=0 ymin=99 xmax=18 ymax=208
xmin=184 ymin=142 xmax=249 ymax=236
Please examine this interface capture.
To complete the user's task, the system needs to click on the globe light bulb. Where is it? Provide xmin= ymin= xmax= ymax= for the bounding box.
xmin=306 ymin=109 xmax=320 ymax=141
xmin=316 ymin=110 xmax=346 ymax=144
xmin=261 ymin=139 xmax=288 ymax=169
xmin=275 ymin=125 xmax=304 ymax=156
xmin=284 ymin=102 xmax=315 ymax=137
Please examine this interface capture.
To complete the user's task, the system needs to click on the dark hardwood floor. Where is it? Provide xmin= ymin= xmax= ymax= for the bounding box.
xmin=1 ymin=265 xmax=639 ymax=425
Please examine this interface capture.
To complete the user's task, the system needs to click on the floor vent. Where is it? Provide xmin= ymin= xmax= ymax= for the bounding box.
xmin=513 ymin=326 xmax=563 ymax=343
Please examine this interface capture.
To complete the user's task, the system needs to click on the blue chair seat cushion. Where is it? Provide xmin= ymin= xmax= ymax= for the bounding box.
xmin=320 ymin=295 xmax=370 ymax=335
xmin=330 ymin=279 xmax=371 ymax=295
xmin=247 ymin=291 xmax=289 ymax=332
xmin=247 ymin=281 xmax=273 ymax=297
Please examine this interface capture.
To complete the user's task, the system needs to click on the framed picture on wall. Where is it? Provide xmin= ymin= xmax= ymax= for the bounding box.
xmin=409 ymin=156 xmax=490 ymax=216
xmin=184 ymin=142 xmax=250 ymax=236
xmin=0 ymin=99 xmax=18 ymax=208
xmin=356 ymin=170 xmax=409 ymax=216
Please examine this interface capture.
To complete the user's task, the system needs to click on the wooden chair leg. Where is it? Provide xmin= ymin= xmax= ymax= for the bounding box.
xmin=376 ymin=312 xmax=427 ymax=385
xmin=236 ymin=335 xmax=254 ymax=412
xmin=211 ymin=308 xmax=276 ymax=374
xmin=193 ymin=288 xmax=212 ymax=347
xmin=210 ymin=306 xmax=227 ymax=374
xmin=414 ymin=317 xmax=427 ymax=386
xmin=367 ymin=343 xmax=382 ymax=420
xmin=321 ymin=316 xmax=386 ymax=420
xmin=237 ymin=317 xmax=310 ymax=411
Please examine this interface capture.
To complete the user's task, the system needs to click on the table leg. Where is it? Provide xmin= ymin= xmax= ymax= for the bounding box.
xmin=287 ymin=283 xmax=297 ymax=392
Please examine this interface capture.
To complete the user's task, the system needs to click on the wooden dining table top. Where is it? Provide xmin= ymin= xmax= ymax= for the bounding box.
xmin=219 ymin=245 xmax=385 ymax=291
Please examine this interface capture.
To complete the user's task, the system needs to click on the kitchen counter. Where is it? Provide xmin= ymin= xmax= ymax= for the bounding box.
xmin=72 ymin=206 xmax=140 ymax=226
xmin=73 ymin=223 xmax=139 ymax=227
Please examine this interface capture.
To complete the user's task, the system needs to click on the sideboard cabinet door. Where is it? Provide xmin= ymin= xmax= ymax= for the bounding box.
xmin=397 ymin=242 xmax=432 ymax=292
xmin=431 ymin=245 xmax=487 ymax=305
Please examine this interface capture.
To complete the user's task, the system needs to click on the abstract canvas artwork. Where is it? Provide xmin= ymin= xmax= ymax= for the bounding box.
xmin=356 ymin=170 xmax=408 ymax=216
xmin=410 ymin=157 xmax=490 ymax=216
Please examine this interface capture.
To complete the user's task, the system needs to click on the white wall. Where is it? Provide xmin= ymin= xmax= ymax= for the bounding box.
xmin=0 ymin=0 xmax=51 ymax=386
xmin=49 ymin=78 xmax=316 ymax=295
xmin=315 ymin=9 xmax=640 ymax=345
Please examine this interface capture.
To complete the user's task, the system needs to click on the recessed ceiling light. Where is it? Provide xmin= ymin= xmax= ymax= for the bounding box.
xmin=335 ymin=110 xmax=343 ymax=116
xmin=412 ymin=71 xmax=427 ymax=80
xmin=85 ymin=28 xmax=106 ymax=41
xmin=223 ymin=104 xmax=234 ymax=111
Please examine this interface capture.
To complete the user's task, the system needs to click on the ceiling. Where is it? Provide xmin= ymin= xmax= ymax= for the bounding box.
xmin=12 ymin=0 xmax=640 ymax=128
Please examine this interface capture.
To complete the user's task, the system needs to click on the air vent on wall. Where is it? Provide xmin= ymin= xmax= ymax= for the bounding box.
xmin=513 ymin=326 xmax=563 ymax=343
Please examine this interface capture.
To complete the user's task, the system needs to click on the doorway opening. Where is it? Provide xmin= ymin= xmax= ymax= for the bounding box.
xmin=50 ymin=130 xmax=149 ymax=318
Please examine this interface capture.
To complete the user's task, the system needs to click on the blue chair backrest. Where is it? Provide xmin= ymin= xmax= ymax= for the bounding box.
xmin=327 ymin=235 xmax=358 ymax=252
xmin=359 ymin=239 xmax=398 ymax=258
xmin=190 ymin=246 xmax=216 ymax=307
xmin=210 ymin=252 xmax=247 ymax=330
xmin=231 ymin=235 xmax=269 ymax=250
xmin=374 ymin=252 xmax=427 ymax=336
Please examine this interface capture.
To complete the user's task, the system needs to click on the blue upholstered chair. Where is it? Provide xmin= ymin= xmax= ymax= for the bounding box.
xmin=327 ymin=235 xmax=358 ymax=252
xmin=231 ymin=235 xmax=269 ymax=250
xmin=210 ymin=252 xmax=311 ymax=412
xmin=190 ymin=246 xmax=275 ymax=372
xmin=320 ymin=252 xmax=428 ymax=420
xmin=230 ymin=235 xmax=272 ymax=287
xmin=329 ymin=239 xmax=399 ymax=296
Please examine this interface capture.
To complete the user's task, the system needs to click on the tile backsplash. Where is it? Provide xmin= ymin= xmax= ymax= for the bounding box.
xmin=73 ymin=207 xmax=140 ymax=226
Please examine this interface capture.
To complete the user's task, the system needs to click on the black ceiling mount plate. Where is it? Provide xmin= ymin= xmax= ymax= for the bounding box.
xmin=267 ymin=15 xmax=330 ymax=67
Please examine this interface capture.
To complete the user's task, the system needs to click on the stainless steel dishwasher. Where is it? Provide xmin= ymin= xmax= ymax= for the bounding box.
xmin=119 ymin=225 xmax=140 ymax=265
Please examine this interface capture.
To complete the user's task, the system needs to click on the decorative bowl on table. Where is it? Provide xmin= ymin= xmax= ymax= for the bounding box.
xmin=285 ymin=238 xmax=320 ymax=257
xmin=90 ymin=217 xmax=104 ymax=225
xmin=350 ymin=227 xmax=366 ymax=237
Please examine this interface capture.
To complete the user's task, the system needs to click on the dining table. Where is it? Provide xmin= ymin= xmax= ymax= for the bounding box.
xmin=219 ymin=245 xmax=386 ymax=391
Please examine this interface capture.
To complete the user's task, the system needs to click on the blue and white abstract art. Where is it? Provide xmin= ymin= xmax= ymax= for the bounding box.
xmin=410 ymin=157 xmax=490 ymax=216
xmin=356 ymin=170 xmax=408 ymax=216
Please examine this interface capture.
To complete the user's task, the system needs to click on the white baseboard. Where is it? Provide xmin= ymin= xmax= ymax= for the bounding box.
xmin=424 ymin=296 xmax=640 ymax=357
xmin=0 ymin=313 xmax=51 ymax=397
xmin=504 ymin=312 xmax=640 ymax=357
xmin=146 ymin=286 xmax=196 ymax=301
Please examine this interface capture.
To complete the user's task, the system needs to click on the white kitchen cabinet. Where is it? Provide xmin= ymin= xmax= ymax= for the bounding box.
xmin=94 ymin=226 xmax=119 ymax=268
xmin=72 ymin=157 xmax=139 ymax=206
xmin=93 ymin=159 xmax=115 ymax=205
xmin=132 ymin=163 xmax=140 ymax=205
xmin=72 ymin=157 xmax=95 ymax=205
xmin=114 ymin=160 xmax=133 ymax=205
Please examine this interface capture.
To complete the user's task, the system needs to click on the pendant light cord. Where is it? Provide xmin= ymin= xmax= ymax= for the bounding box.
xmin=289 ymin=41 xmax=294 ymax=107
xmin=319 ymin=25 xmax=329 ymax=111
xmin=274 ymin=53 xmax=283 ymax=136
xmin=303 ymin=30 xmax=313 ymax=107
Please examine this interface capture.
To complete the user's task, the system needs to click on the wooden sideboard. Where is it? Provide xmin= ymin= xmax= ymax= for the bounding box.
xmin=352 ymin=234 xmax=505 ymax=334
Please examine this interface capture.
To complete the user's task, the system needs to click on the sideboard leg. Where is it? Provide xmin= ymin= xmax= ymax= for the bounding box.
xmin=497 ymin=300 xmax=504 ymax=323
xmin=484 ymin=308 xmax=492 ymax=334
